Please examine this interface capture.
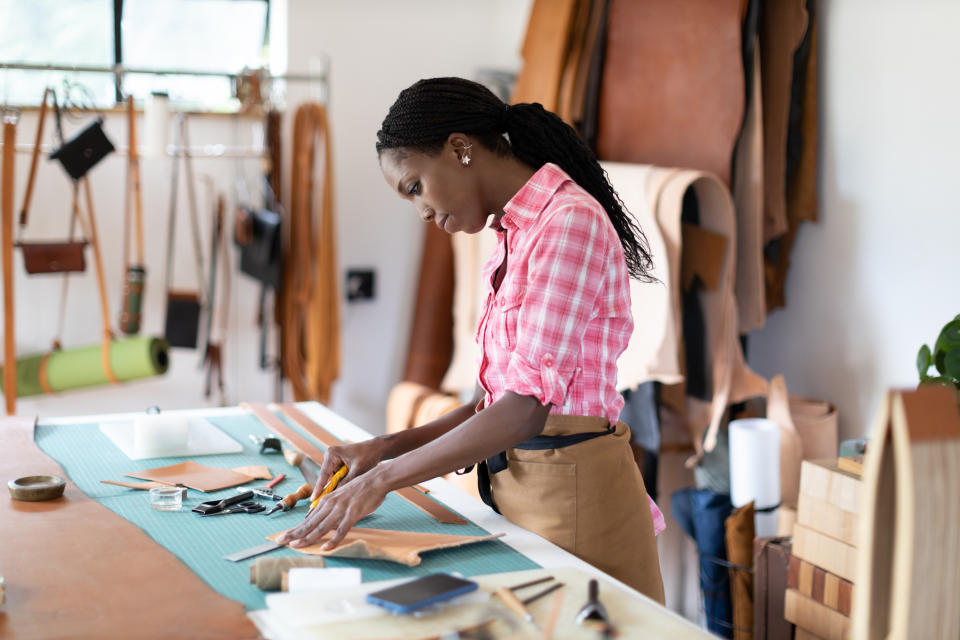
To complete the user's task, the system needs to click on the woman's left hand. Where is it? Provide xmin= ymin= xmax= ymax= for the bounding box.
xmin=276 ymin=472 xmax=388 ymax=550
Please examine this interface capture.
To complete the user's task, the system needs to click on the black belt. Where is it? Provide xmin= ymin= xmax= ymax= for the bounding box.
xmin=461 ymin=425 xmax=616 ymax=514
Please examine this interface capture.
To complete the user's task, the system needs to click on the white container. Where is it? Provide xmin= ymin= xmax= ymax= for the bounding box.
xmin=729 ymin=418 xmax=781 ymax=537
xmin=133 ymin=414 xmax=189 ymax=458
xmin=143 ymin=91 xmax=170 ymax=157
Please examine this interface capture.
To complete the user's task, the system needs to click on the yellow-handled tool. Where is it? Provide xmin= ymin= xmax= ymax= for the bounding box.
xmin=309 ymin=465 xmax=348 ymax=511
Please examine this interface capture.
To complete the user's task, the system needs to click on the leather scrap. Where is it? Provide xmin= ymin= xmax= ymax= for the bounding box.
xmin=124 ymin=460 xmax=253 ymax=492
xmin=1 ymin=416 xmax=258 ymax=638
xmin=268 ymin=528 xmax=504 ymax=567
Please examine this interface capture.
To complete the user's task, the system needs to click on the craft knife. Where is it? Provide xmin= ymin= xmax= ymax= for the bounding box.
xmin=223 ymin=541 xmax=283 ymax=562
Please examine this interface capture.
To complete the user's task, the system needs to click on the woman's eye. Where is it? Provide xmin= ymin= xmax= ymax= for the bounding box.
xmin=407 ymin=181 xmax=421 ymax=196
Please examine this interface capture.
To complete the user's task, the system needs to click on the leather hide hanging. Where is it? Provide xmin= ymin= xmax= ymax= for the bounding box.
xmin=596 ymin=0 xmax=745 ymax=185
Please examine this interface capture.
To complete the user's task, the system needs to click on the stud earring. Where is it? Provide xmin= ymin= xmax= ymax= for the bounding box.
xmin=460 ymin=143 xmax=473 ymax=167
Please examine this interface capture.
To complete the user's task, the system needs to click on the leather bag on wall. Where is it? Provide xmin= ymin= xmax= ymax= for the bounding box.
xmin=596 ymin=0 xmax=745 ymax=185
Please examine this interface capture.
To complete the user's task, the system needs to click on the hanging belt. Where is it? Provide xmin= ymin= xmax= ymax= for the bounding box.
xmin=468 ymin=423 xmax=616 ymax=514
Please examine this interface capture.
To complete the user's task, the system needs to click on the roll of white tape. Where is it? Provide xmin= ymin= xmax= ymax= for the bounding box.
xmin=133 ymin=414 xmax=189 ymax=458
xmin=143 ymin=91 xmax=170 ymax=158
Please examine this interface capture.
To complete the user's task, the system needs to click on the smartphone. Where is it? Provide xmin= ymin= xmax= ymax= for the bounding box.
xmin=365 ymin=573 xmax=478 ymax=614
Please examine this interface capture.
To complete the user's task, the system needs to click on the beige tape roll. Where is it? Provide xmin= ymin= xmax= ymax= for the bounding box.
xmin=249 ymin=557 xmax=327 ymax=591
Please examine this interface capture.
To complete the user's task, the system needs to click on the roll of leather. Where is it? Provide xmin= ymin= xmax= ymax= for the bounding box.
xmin=250 ymin=557 xmax=326 ymax=591
xmin=759 ymin=0 xmax=809 ymax=244
xmin=403 ymin=222 xmax=454 ymax=389
xmin=596 ymin=0 xmax=745 ymax=185
xmin=385 ymin=381 xmax=434 ymax=434
xmin=511 ymin=0 xmax=580 ymax=111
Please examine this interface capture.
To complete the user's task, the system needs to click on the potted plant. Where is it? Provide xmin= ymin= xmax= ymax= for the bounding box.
xmin=917 ymin=314 xmax=960 ymax=400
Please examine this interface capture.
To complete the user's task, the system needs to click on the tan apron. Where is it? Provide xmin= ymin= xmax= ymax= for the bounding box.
xmin=484 ymin=414 xmax=665 ymax=603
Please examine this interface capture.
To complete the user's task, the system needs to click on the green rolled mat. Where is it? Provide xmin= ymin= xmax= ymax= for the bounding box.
xmin=0 ymin=336 xmax=169 ymax=397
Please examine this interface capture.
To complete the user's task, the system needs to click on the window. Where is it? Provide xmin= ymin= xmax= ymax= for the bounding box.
xmin=0 ymin=0 xmax=271 ymax=110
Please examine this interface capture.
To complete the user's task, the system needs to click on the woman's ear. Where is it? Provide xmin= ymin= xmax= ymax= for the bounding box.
xmin=448 ymin=133 xmax=473 ymax=166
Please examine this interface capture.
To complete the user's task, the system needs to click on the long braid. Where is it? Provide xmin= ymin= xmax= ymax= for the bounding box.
xmin=377 ymin=78 xmax=654 ymax=281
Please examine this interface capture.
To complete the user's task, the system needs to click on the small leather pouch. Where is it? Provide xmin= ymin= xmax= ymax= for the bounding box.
xmin=17 ymin=240 xmax=88 ymax=274
xmin=234 ymin=206 xmax=282 ymax=288
xmin=49 ymin=118 xmax=115 ymax=180
xmin=164 ymin=290 xmax=201 ymax=348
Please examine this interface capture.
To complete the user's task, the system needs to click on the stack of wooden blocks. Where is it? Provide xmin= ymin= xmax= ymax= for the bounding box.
xmin=785 ymin=458 xmax=862 ymax=639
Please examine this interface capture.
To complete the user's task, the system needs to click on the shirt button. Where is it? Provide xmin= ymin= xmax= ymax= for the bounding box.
xmin=499 ymin=298 xmax=506 ymax=307
xmin=544 ymin=357 xmax=554 ymax=368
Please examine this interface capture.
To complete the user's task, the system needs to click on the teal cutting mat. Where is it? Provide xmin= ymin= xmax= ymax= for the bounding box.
xmin=35 ymin=411 xmax=538 ymax=610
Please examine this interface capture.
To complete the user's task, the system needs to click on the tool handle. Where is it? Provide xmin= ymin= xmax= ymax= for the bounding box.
xmin=309 ymin=465 xmax=348 ymax=510
xmin=496 ymin=586 xmax=532 ymax=621
xmin=588 ymin=578 xmax=598 ymax=604
xmin=282 ymin=483 xmax=313 ymax=509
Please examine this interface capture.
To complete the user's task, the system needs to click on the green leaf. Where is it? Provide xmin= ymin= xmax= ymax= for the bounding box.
xmin=935 ymin=319 xmax=960 ymax=353
xmin=917 ymin=344 xmax=932 ymax=380
xmin=945 ymin=348 xmax=960 ymax=382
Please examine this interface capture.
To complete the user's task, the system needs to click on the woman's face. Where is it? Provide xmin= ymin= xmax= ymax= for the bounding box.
xmin=379 ymin=141 xmax=489 ymax=234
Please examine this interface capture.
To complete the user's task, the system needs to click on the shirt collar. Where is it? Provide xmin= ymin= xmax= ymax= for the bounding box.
xmin=500 ymin=163 xmax=572 ymax=232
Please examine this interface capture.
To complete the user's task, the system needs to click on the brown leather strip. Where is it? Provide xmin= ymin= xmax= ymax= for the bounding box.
xmin=273 ymin=402 xmax=342 ymax=448
xmin=18 ymin=87 xmax=51 ymax=228
xmin=2 ymin=119 xmax=16 ymax=414
xmin=80 ymin=178 xmax=119 ymax=384
xmin=0 ymin=416 xmax=259 ymax=638
xmin=243 ymin=401 xmax=326 ymax=467
xmin=272 ymin=403 xmax=467 ymax=525
xmin=38 ymin=351 xmax=54 ymax=394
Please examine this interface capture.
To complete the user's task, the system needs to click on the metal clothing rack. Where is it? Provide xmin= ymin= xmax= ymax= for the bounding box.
xmin=0 ymin=60 xmax=327 ymax=88
xmin=0 ymin=59 xmax=329 ymax=158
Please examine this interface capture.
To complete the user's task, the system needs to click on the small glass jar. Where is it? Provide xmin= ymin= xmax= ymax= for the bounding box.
xmin=149 ymin=486 xmax=183 ymax=512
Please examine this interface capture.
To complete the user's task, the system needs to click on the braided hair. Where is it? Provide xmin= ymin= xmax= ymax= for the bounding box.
xmin=377 ymin=77 xmax=654 ymax=282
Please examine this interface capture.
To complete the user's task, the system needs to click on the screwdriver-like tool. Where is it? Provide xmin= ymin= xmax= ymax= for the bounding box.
xmin=264 ymin=483 xmax=313 ymax=516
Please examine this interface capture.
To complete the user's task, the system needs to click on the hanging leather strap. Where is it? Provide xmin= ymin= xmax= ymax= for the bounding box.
xmin=283 ymin=103 xmax=340 ymax=403
xmin=125 ymin=95 xmax=145 ymax=267
xmin=81 ymin=178 xmax=118 ymax=385
xmin=2 ymin=115 xmax=17 ymax=414
xmin=164 ymin=115 xmax=205 ymax=300
xmin=18 ymin=88 xmax=52 ymax=231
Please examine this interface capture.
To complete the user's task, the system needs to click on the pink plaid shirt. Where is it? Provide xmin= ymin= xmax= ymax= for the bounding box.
xmin=476 ymin=163 xmax=665 ymax=535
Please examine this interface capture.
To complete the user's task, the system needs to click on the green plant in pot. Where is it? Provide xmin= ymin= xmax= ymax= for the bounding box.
xmin=917 ymin=314 xmax=960 ymax=401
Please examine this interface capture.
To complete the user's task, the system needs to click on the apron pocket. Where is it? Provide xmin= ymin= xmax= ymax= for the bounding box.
xmin=490 ymin=458 xmax=577 ymax=552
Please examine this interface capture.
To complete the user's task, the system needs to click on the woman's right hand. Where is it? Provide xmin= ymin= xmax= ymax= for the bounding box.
xmin=310 ymin=437 xmax=389 ymax=503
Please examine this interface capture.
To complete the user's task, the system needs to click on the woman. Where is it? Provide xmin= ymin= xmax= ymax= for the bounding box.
xmin=278 ymin=77 xmax=665 ymax=602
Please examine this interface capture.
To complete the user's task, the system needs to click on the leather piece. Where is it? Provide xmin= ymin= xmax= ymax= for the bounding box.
xmin=759 ymin=0 xmax=809 ymax=243
xmin=725 ymin=503 xmax=755 ymax=640
xmin=0 ymin=416 xmax=259 ymax=639
xmin=402 ymin=223 xmax=454 ymax=389
xmin=596 ymin=0 xmax=745 ymax=185
xmin=733 ymin=38 xmax=768 ymax=332
xmin=510 ymin=0 xmax=580 ymax=111
xmin=283 ymin=103 xmax=340 ymax=404
xmin=681 ymin=223 xmax=727 ymax=292
xmin=2 ymin=121 xmax=16 ymax=415
xmin=766 ymin=12 xmax=818 ymax=311
xmin=556 ymin=0 xmax=593 ymax=126
xmin=490 ymin=417 xmax=665 ymax=603
xmin=267 ymin=528 xmax=504 ymax=567
xmin=125 ymin=461 xmax=254 ymax=492
xmin=563 ymin=0 xmax=607 ymax=132
xmin=386 ymin=380 xmax=435 ymax=433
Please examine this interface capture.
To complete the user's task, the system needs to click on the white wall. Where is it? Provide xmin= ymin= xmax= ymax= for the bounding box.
xmin=283 ymin=0 xmax=532 ymax=432
xmin=748 ymin=0 xmax=960 ymax=441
